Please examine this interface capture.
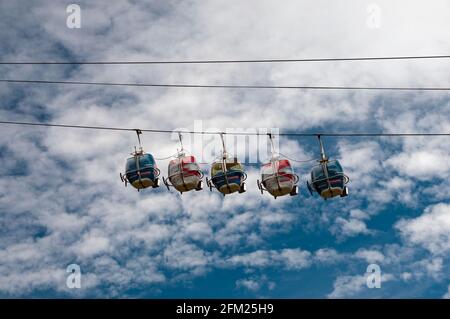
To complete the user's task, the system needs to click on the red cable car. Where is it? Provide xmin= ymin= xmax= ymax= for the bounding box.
xmin=258 ymin=158 xmax=299 ymax=198
xmin=257 ymin=134 xmax=299 ymax=198
xmin=163 ymin=155 xmax=203 ymax=193
xmin=162 ymin=133 xmax=203 ymax=193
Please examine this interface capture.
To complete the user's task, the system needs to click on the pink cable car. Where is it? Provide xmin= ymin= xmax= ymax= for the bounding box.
xmin=163 ymin=155 xmax=203 ymax=193
xmin=257 ymin=134 xmax=299 ymax=199
xmin=258 ymin=158 xmax=299 ymax=198
xmin=162 ymin=133 xmax=203 ymax=194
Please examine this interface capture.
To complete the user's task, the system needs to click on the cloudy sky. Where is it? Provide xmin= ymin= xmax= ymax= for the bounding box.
xmin=0 ymin=0 xmax=450 ymax=298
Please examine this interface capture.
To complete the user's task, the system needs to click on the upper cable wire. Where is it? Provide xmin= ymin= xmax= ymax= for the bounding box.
xmin=1 ymin=54 xmax=450 ymax=65
xmin=1 ymin=79 xmax=450 ymax=91
xmin=0 ymin=120 xmax=448 ymax=136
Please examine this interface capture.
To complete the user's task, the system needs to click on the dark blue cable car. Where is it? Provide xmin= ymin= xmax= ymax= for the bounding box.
xmin=306 ymin=135 xmax=349 ymax=199
xmin=120 ymin=130 xmax=160 ymax=191
xmin=206 ymin=133 xmax=247 ymax=196
xmin=207 ymin=157 xmax=247 ymax=195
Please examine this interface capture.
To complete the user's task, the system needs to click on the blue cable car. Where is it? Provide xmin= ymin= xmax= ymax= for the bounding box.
xmin=206 ymin=133 xmax=247 ymax=196
xmin=207 ymin=157 xmax=247 ymax=195
xmin=120 ymin=130 xmax=160 ymax=191
xmin=306 ymin=136 xmax=349 ymax=199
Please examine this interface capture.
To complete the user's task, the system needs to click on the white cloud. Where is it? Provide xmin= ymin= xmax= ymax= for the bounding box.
xmin=183 ymin=222 xmax=213 ymax=243
xmin=314 ymin=248 xmax=346 ymax=264
xmin=386 ymin=151 xmax=450 ymax=181
xmin=349 ymin=209 xmax=370 ymax=220
xmin=355 ymin=249 xmax=385 ymax=263
xmin=400 ymin=272 xmax=412 ymax=281
xmin=422 ymin=258 xmax=443 ymax=279
xmin=227 ymin=250 xmax=274 ymax=268
xmin=0 ymin=267 xmax=66 ymax=296
xmin=443 ymin=285 xmax=450 ymax=299
xmin=227 ymin=248 xmax=311 ymax=270
xmin=236 ymin=279 xmax=261 ymax=292
xmin=277 ymin=249 xmax=312 ymax=270
xmin=332 ymin=217 xmax=371 ymax=239
xmin=164 ymin=242 xmax=212 ymax=271
xmin=338 ymin=141 xmax=383 ymax=191
xmin=73 ymin=235 xmax=110 ymax=258
xmin=328 ymin=275 xmax=367 ymax=298
xmin=396 ymin=203 xmax=450 ymax=255
xmin=328 ymin=273 xmax=394 ymax=298
xmin=235 ymin=275 xmax=276 ymax=293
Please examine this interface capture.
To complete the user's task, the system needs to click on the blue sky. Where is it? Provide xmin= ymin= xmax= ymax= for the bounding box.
xmin=0 ymin=0 xmax=450 ymax=298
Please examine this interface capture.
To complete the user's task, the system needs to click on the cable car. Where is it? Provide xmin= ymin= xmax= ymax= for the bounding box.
xmin=306 ymin=135 xmax=349 ymax=199
xmin=257 ymin=134 xmax=299 ymax=198
xmin=206 ymin=134 xmax=247 ymax=195
xmin=163 ymin=133 xmax=204 ymax=193
xmin=120 ymin=130 xmax=160 ymax=191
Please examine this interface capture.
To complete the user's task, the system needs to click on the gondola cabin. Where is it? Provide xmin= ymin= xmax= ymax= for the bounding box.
xmin=121 ymin=151 xmax=160 ymax=190
xmin=164 ymin=155 xmax=203 ymax=193
xmin=258 ymin=159 xmax=299 ymax=198
xmin=207 ymin=157 xmax=247 ymax=195
xmin=307 ymin=160 xmax=348 ymax=199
